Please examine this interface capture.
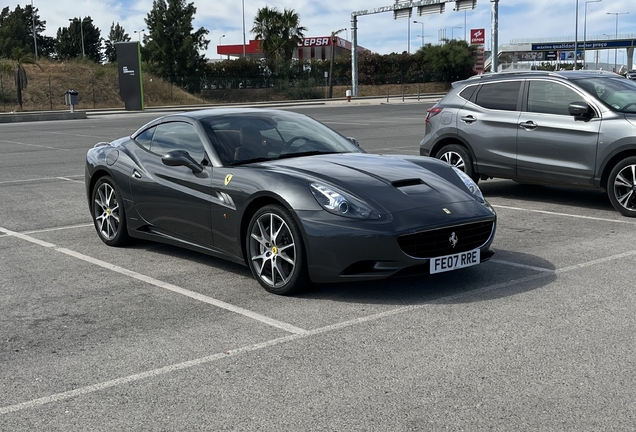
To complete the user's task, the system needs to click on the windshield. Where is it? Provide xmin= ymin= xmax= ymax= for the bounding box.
xmin=573 ymin=76 xmax=636 ymax=113
xmin=199 ymin=111 xmax=362 ymax=166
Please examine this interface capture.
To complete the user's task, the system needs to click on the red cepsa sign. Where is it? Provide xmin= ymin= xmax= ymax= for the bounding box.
xmin=471 ymin=28 xmax=485 ymax=45
xmin=298 ymin=37 xmax=331 ymax=47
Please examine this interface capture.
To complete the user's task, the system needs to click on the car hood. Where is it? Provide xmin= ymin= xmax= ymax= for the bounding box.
xmin=625 ymin=113 xmax=636 ymax=128
xmin=261 ymin=153 xmax=481 ymax=214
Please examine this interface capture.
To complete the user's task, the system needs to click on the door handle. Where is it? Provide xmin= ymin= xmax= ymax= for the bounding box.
xmin=519 ymin=120 xmax=538 ymax=130
xmin=460 ymin=115 xmax=477 ymax=124
xmin=132 ymin=169 xmax=142 ymax=179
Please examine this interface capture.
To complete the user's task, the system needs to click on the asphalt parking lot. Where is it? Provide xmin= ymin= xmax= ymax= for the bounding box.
xmin=1 ymin=103 xmax=635 ymax=431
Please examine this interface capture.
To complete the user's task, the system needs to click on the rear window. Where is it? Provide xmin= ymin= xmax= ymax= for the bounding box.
xmin=474 ymin=81 xmax=522 ymax=111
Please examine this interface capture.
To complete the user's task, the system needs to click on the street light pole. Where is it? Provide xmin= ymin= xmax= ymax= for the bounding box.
xmin=30 ymin=0 xmax=38 ymax=61
xmin=134 ymin=29 xmax=145 ymax=43
xmin=69 ymin=17 xmax=86 ymax=57
xmin=574 ymin=0 xmax=579 ymax=69
xmin=583 ymin=0 xmax=601 ymax=70
xmin=607 ymin=12 xmax=629 ymax=72
xmin=219 ymin=34 xmax=225 ymax=59
xmin=242 ymin=0 xmax=246 ymax=58
xmin=413 ymin=20 xmax=424 ymax=47
xmin=329 ymin=28 xmax=345 ymax=98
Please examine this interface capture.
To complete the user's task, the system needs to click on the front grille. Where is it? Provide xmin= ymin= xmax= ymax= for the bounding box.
xmin=397 ymin=220 xmax=494 ymax=258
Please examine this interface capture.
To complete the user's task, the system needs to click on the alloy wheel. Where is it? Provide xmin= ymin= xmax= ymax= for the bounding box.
xmin=248 ymin=212 xmax=297 ymax=288
xmin=94 ymin=182 xmax=121 ymax=241
xmin=613 ymin=164 xmax=636 ymax=212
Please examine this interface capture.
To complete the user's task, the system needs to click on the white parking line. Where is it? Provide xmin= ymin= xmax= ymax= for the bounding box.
xmin=492 ymin=204 xmax=636 ymax=224
xmin=0 ymin=139 xmax=70 ymax=151
xmin=4 ymin=246 xmax=636 ymax=415
xmin=490 ymin=259 xmax=554 ymax=272
xmin=0 ymin=226 xmax=308 ymax=336
xmin=0 ymin=175 xmax=83 ymax=186
xmin=21 ymin=223 xmax=93 ymax=234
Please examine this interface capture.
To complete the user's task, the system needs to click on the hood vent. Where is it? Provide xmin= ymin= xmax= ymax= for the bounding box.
xmin=392 ymin=178 xmax=424 ymax=188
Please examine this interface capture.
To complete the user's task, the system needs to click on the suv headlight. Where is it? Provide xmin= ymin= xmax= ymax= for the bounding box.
xmin=452 ymin=166 xmax=485 ymax=203
xmin=310 ymin=182 xmax=379 ymax=219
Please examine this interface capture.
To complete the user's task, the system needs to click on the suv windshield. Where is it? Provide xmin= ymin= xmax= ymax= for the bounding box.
xmin=572 ymin=77 xmax=636 ymax=113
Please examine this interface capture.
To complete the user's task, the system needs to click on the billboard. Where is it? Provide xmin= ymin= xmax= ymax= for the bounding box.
xmin=471 ymin=28 xmax=485 ymax=45
xmin=115 ymin=42 xmax=144 ymax=111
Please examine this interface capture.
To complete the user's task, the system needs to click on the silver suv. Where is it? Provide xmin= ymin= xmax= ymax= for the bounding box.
xmin=420 ymin=70 xmax=636 ymax=217
xmin=627 ymin=70 xmax=636 ymax=81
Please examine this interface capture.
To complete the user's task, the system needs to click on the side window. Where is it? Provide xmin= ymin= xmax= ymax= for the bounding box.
xmin=474 ymin=81 xmax=522 ymax=111
xmin=527 ymin=81 xmax=587 ymax=116
xmin=151 ymin=122 xmax=207 ymax=164
xmin=459 ymin=85 xmax=477 ymax=101
xmin=135 ymin=127 xmax=155 ymax=150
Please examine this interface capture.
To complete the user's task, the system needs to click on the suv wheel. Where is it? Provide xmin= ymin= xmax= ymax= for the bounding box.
xmin=607 ymin=157 xmax=636 ymax=217
xmin=436 ymin=144 xmax=479 ymax=183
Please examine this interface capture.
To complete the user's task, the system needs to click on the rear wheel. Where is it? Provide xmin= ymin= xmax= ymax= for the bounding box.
xmin=607 ymin=157 xmax=636 ymax=217
xmin=91 ymin=176 xmax=130 ymax=246
xmin=246 ymin=205 xmax=309 ymax=295
xmin=436 ymin=144 xmax=479 ymax=183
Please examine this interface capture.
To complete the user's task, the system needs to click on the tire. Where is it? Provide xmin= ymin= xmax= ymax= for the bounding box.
xmin=436 ymin=144 xmax=480 ymax=183
xmin=246 ymin=204 xmax=309 ymax=295
xmin=607 ymin=156 xmax=636 ymax=217
xmin=91 ymin=176 xmax=130 ymax=246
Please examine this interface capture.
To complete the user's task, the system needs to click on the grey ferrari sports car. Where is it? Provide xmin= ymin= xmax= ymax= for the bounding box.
xmin=85 ymin=108 xmax=496 ymax=294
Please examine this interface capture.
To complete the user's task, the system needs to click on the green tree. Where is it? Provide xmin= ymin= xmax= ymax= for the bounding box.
xmin=56 ymin=17 xmax=102 ymax=62
xmin=143 ymin=0 xmax=209 ymax=91
xmin=420 ymin=39 xmax=477 ymax=82
xmin=0 ymin=4 xmax=54 ymax=59
xmin=104 ymin=22 xmax=131 ymax=63
xmin=251 ymin=7 xmax=306 ymax=71
xmin=0 ymin=47 xmax=38 ymax=109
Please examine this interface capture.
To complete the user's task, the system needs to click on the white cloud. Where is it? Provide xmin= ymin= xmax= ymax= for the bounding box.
xmin=21 ymin=0 xmax=636 ymax=64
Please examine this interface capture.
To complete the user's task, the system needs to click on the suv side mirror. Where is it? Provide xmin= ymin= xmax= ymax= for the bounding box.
xmin=568 ymin=102 xmax=594 ymax=121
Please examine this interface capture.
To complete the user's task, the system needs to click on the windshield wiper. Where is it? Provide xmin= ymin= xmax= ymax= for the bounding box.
xmin=228 ymin=157 xmax=272 ymax=166
xmin=277 ymin=151 xmax=340 ymax=160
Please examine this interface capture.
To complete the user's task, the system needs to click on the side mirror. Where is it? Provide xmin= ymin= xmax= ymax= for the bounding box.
xmin=162 ymin=150 xmax=203 ymax=173
xmin=346 ymin=137 xmax=360 ymax=147
xmin=568 ymin=102 xmax=594 ymax=120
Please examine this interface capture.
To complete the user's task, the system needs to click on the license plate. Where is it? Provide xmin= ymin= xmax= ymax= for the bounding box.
xmin=430 ymin=249 xmax=480 ymax=274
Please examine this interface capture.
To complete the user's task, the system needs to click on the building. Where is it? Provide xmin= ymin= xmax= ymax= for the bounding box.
xmin=217 ymin=36 xmax=367 ymax=61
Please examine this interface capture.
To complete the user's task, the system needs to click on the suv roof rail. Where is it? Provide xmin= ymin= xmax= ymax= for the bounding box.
xmin=466 ymin=69 xmax=624 ymax=81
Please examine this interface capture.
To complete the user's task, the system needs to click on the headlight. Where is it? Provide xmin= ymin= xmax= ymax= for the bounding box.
xmin=452 ymin=166 xmax=485 ymax=203
xmin=310 ymin=182 xmax=379 ymax=219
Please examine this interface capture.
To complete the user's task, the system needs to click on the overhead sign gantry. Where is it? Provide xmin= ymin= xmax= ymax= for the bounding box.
xmin=350 ymin=0 xmax=477 ymax=96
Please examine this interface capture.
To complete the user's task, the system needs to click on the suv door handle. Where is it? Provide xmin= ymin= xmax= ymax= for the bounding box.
xmin=460 ymin=115 xmax=477 ymax=124
xmin=519 ymin=120 xmax=538 ymax=130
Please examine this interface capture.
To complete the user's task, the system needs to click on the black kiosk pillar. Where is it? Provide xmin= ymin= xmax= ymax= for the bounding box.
xmin=116 ymin=42 xmax=144 ymax=110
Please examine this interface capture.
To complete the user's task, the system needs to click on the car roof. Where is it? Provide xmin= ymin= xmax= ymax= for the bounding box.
xmin=453 ymin=69 xmax=623 ymax=87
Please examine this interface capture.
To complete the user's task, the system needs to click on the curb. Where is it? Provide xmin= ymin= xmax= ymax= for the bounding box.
xmin=0 ymin=94 xmax=444 ymax=123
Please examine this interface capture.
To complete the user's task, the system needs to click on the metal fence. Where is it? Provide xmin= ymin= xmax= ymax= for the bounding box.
xmin=0 ymin=72 xmax=446 ymax=113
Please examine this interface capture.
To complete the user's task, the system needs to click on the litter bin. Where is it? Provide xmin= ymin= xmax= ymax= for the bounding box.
xmin=64 ymin=90 xmax=79 ymax=112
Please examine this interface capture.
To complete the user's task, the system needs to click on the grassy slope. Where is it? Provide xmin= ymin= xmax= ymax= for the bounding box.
xmin=0 ymin=59 xmax=449 ymax=113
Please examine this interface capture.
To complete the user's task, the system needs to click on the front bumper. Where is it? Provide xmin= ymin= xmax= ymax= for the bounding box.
xmin=297 ymin=200 xmax=496 ymax=284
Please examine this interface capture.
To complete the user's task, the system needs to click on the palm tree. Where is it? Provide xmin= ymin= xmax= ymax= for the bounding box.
xmin=252 ymin=6 xmax=282 ymax=64
xmin=1 ymin=48 xmax=38 ymax=109
xmin=279 ymin=9 xmax=306 ymax=62
xmin=252 ymin=7 xmax=306 ymax=68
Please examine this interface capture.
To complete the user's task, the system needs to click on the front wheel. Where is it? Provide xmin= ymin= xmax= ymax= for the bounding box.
xmin=607 ymin=157 xmax=636 ymax=217
xmin=91 ymin=176 xmax=130 ymax=246
xmin=246 ymin=205 xmax=310 ymax=295
xmin=436 ymin=144 xmax=480 ymax=183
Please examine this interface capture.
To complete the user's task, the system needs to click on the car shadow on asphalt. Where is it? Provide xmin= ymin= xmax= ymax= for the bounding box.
xmin=478 ymin=180 xmax=612 ymax=212
xmin=293 ymin=249 xmax=557 ymax=305
xmin=125 ymin=239 xmax=556 ymax=306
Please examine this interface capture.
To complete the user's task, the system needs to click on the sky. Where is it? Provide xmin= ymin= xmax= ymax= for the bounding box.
xmin=14 ymin=0 xmax=636 ymax=66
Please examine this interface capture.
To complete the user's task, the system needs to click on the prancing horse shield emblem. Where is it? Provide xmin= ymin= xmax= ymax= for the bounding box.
xmin=449 ymin=232 xmax=458 ymax=248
